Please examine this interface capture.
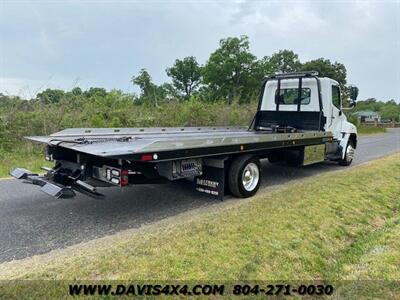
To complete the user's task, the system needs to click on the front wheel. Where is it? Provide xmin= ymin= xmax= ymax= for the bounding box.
xmin=228 ymin=155 xmax=261 ymax=198
xmin=338 ymin=140 xmax=355 ymax=166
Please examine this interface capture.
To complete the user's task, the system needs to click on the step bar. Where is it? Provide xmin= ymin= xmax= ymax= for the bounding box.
xmin=10 ymin=168 xmax=101 ymax=199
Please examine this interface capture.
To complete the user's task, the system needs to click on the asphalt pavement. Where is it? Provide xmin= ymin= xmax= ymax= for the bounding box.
xmin=0 ymin=129 xmax=398 ymax=263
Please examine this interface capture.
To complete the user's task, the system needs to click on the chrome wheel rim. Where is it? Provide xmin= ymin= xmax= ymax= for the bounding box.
xmin=242 ymin=163 xmax=260 ymax=191
xmin=346 ymin=144 xmax=355 ymax=162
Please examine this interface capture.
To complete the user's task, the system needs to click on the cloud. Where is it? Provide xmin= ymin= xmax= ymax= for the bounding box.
xmin=39 ymin=29 xmax=54 ymax=54
xmin=0 ymin=76 xmax=94 ymax=99
xmin=0 ymin=77 xmax=48 ymax=99
xmin=227 ymin=1 xmax=400 ymax=100
xmin=0 ymin=0 xmax=398 ymax=100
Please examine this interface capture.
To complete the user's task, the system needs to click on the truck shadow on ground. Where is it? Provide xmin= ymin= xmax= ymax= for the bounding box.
xmin=0 ymin=160 xmax=342 ymax=263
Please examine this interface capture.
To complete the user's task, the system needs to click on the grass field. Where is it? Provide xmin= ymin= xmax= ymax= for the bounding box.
xmin=0 ymin=154 xmax=399 ymax=298
xmin=357 ymin=126 xmax=387 ymax=135
xmin=0 ymin=143 xmax=52 ymax=179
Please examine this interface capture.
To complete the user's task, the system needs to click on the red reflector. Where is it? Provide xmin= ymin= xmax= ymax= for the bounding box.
xmin=121 ymin=170 xmax=129 ymax=186
xmin=141 ymin=154 xmax=153 ymax=161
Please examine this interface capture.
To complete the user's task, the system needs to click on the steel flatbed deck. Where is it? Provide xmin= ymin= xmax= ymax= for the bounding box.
xmin=27 ymin=127 xmax=333 ymax=162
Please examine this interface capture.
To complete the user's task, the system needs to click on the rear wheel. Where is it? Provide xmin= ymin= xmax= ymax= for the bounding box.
xmin=339 ymin=140 xmax=355 ymax=166
xmin=228 ymin=155 xmax=261 ymax=198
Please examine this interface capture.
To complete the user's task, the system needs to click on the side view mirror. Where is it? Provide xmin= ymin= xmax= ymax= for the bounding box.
xmin=343 ymin=85 xmax=358 ymax=109
xmin=348 ymin=85 xmax=359 ymax=101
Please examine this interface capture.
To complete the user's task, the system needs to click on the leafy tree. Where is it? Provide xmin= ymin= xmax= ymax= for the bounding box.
xmin=380 ymin=103 xmax=400 ymax=121
xmin=83 ymin=87 xmax=107 ymax=98
xmin=166 ymin=56 xmax=202 ymax=99
xmin=268 ymin=50 xmax=301 ymax=73
xmin=300 ymin=58 xmax=348 ymax=105
xmin=159 ymin=83 xmax=176 ymax=100
xmin=355 ymin=98 xmax=382 ymax=112
xmin=71 ymin=87 xmax=82 ymax=96
xmin=256 ymin=56 xmax=278 ymax=77
xmin=301 ymin=58 xmax=347 ymax=88
xmin=131 ymin=69 xmax=165 ymax=106
xmin=132 ymin=69 xmax=153 ymax=96
xmin=36 ymin=88 xmax=65 ymax=104
xmin=352 ymin=98 xmax=400 ymax=122
xmin=203 ymin=35 xmax=259 ymax=103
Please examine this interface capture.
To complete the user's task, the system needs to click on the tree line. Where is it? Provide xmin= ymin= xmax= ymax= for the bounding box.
xmin=1 ymin=35 xmax=398 ymax=166
xmin=1 ymin=35 xmax=349 ymax=106
xmin=1 ymin=35 xmax=398 ymax=123
xmin=133 ymin=35 xmax=347 ymax=104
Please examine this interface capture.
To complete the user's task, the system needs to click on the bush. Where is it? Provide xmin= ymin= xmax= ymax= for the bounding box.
xmin=0 ymin=93 xmax=257 ymax=161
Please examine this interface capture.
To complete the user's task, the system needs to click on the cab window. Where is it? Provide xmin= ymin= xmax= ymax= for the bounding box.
xmin=332 ymin=85 xmax=341 ymax=109
xmin=275 ymin=88 xmax=311 ymax=105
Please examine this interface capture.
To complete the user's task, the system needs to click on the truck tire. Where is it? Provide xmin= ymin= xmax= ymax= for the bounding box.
xmin=338 ymin=140 xmax=355 ymax=166
xmin=228 ymin=155 xmax=261 ymax=198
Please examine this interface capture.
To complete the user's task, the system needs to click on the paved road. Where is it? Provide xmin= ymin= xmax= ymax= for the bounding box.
xmin=0 ymin=129 xmax=399 ymax=263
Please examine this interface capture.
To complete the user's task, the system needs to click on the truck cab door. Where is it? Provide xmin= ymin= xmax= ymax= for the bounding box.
xmin=328 ymin=84 xmax=344 ymax=139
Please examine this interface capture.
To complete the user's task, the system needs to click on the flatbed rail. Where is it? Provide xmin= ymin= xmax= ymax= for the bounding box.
xmin=26 ymin=127 xmax=333 ymax=161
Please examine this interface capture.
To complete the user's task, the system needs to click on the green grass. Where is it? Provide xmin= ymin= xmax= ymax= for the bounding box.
xmin=357 ymin=126 xmax=387 ymax=135
xmin=0 ymin=154 xmax=399 ymax=298
xmin=0 ymin=143 xmax=51 ymax=178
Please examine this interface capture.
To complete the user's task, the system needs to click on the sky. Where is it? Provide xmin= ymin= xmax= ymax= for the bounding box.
xmin=0 ymin=0 xmax=399 ymax=101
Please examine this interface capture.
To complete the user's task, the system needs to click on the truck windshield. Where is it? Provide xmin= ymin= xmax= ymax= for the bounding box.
xmin=275 ymin=88 xmax=311 ymax=105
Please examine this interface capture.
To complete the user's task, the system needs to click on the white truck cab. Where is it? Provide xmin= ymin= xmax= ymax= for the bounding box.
xmin=257 ymin=71 xmax=358 ymax=165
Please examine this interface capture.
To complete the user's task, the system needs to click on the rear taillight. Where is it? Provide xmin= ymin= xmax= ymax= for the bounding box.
xmin=141 ymin=153 xmax=158 ymax=161
xmin=93 ymin=165 xmax=130 ymax=187
xmin=141 ymin=154 xmax=153 ymax=161
xmin=121 ymin=170 xmax=129 ymax=186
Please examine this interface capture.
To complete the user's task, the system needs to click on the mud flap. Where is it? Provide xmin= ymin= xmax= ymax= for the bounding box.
xmin=195 ymin=157 xmax=227 ymax=200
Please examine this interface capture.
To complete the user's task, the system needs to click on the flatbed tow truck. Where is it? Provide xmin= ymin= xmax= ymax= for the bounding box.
xmin=11 ymin=72 xmax=358 ymax=199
